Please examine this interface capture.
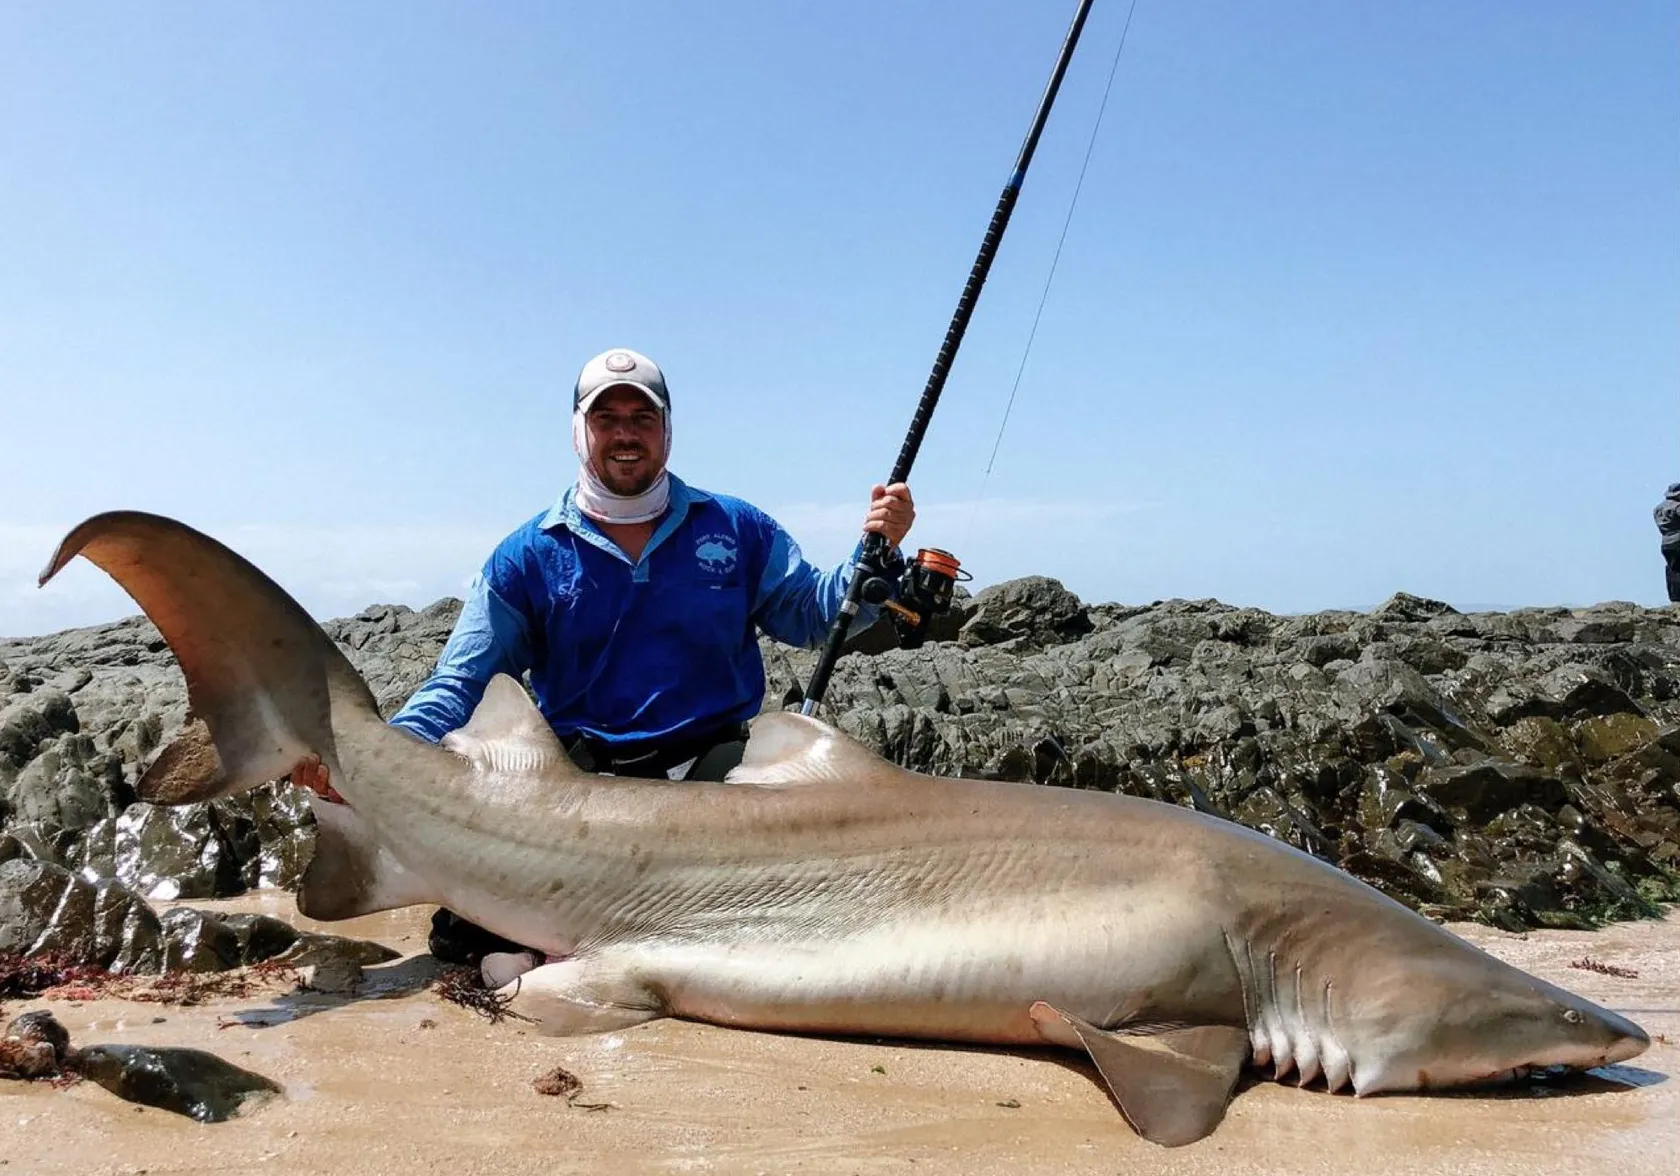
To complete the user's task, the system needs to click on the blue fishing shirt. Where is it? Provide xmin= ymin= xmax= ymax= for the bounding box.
xmin=390 ymin=475 xmax=881 ymax=752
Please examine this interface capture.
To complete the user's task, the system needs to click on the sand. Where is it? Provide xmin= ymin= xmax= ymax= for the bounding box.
xmin=1 ymin=894 xmax=1673 ymax=1176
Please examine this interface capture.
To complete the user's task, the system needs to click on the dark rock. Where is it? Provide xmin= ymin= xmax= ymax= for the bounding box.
xmin=158 ymin=907 xmax=244 ymax=973
xmin=71 ymin=1043 xmax=282 ymax=1122
xmin=1494 ymin=664 xmax=1644 ymax=724
xmin=211 ymin=783 xmax=316 ymax=891
xmin=0 ymin=691 xmax=79 ymax=768
xmin=1302 ymin=635 xmax=1361 ymax=667
xmin=1575 ymin=714 xmax=1661 ymax=764
xmin=1417 ymin=762 xmax=1568 ymax=823
xmin=69 ymin=803 xmax=244 ymax=901
xmin=213 ymin=912 xmax=302 ymax=964
xmin=274 ymin=931 xmax=402 ymax=993
xmin=959 ymin=577 xmax=1092 ymax=649
xmin=3 ymin=732 xmax=121 ymax=833
xmin=0 ymin=859 xmax=166 ymax=973
xmin=0 ymin=1009 xmax=73 ymax=1078
xmin=1371 ymin=593 xmax=1460 ymax=623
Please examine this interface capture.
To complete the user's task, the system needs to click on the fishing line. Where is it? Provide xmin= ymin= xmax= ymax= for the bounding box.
xmin=963 ymin=0 xmax=1140 ymax=552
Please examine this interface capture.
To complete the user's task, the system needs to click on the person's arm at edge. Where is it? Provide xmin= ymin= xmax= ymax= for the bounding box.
xmin=388 ymin=573 xmax=535 ymax=742
xmin=292 ymin=572 xmax=533 ymax=802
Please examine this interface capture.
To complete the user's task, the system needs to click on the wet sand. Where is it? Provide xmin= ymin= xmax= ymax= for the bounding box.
xmin=2 ymin=895 xmax=1674 ymax=1176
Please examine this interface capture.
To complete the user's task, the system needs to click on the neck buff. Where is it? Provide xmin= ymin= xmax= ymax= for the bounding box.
xmin=570 ymin=408 xmax=674 ymax=525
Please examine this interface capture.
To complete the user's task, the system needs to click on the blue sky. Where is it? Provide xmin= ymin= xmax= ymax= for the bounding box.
xmin=3 ymin=1 xmax=1676 ymax=638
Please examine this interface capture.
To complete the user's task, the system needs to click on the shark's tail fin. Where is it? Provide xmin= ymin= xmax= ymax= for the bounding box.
xmin=38 ymin=510 xmax=381 ymax=804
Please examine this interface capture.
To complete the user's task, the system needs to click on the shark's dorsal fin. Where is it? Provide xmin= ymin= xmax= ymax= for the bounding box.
xmin=725 ymin=711 xmax=911 ymax=788
xmin=297 ymin=798 xmax=443 ymax=920
xmin=441 ymin=674 xmax=574 ymax=776
xmin=1030 ymin=1002 xmax=1249 ymax=1148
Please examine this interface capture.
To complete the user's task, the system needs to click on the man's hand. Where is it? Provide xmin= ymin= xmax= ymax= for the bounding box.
xmin=290 ymin=754 xmax=346 ymax=805
xmin=864 ymin=482 xmax=915 ymax=548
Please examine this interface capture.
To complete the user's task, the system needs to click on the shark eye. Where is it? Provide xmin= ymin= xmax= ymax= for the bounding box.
xmin=1563 ymin=1009 xmax=1584 ymax=1024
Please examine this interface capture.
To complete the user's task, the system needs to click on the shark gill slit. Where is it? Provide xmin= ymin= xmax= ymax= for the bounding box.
xmin=1290 ymin=962 xmax=1323 ymax=1086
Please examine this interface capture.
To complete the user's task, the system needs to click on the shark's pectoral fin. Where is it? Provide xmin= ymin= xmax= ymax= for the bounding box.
xmin=1030 ymin=1001 xmax=1249 ymax=1148
xmin=297 ymin=796 xmax=442 ymax=920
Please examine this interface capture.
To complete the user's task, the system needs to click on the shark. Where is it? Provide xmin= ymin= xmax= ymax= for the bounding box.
xmin=39 ymin=510 xmax=1650 ymax=1146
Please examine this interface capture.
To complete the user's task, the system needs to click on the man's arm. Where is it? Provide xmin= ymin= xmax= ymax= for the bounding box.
xmin=389 ymin=574 xmax=536 ymax=742
xmin=753 ymin=483 xmax=915 ymax=649
xmin=290 ymin=571 xmax=534 ymax=803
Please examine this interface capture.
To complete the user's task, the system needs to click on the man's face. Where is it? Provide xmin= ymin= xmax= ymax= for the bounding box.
xmin=584 ymin=385 xmax=667 ymax=497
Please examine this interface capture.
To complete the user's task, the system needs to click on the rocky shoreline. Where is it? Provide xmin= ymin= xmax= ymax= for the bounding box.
xmin=3 ymin=579 xmax=1678 ymax=974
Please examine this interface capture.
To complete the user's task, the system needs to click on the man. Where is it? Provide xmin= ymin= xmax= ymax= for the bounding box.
xmin=1657 ymin=482 xmax=1680 ymax=604
xmin=294 ymin=347 xmax=915 ymax=980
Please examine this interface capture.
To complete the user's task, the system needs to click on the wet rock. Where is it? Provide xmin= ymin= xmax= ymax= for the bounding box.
xmin=1417 ymin=762 xmax=1568 ymax=823
xmin=69 ymin=802 xmax=244 ymax=901
xmin=0 ymin=859 xmax=166 ymax=973
xmin=212 ymin=913 xmax=302 ymax=964
xmin=212 ymin=783 xmax=316 ymax=891
xmin=71 ymin=1043 xmax=282 ymax=1122
xmin=1576 ymin=714 xmax=1661 ymax=765
xmin=275 ymin=931 xmax=401 ymax=993
xmin=1502 ymin=717 xmax=1583 ymax=773
xmin=0 ymin=1010 xmax=72 ymax=1078
xmin=158 ymin=907 xmax=243 ymax=973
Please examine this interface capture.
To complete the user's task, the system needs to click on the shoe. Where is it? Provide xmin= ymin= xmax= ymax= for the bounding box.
xmin=481 ymin=950 xmax=543 ymax=990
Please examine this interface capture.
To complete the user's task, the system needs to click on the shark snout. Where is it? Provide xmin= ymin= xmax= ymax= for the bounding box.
xmin=1582 ymin=1005 xmax=1650 ymax=1067
xmin=1512 ymin=995 xmax=1650 ymax=1076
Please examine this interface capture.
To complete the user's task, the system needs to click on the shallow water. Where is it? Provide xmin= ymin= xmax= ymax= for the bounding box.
xmin=2 ymin=894 xmax=1674 ymax=1175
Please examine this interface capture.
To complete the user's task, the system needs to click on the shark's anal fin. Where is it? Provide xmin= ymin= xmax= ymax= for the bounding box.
xmin=1030 ymin=1001 xmax=1249 ymax=1148
xmin=297 ymin=796 xmax=442 ymax=921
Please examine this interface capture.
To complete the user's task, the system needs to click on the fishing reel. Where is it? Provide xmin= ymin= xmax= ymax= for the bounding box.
xmin=860 ymin=547 xmax=969 ymax=650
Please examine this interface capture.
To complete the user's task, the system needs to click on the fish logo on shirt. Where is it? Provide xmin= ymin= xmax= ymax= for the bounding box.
xmin=695 ymin=533 xmax=738 ymax=576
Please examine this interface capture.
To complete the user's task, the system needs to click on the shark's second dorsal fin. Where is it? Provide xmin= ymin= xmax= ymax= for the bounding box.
xmin=725 ymin=711 xmax=911 ymax=788
xmin=442 ymin=674 xmax=575 ymax=777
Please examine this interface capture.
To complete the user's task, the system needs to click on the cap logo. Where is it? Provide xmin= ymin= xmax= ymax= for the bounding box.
xmin=604 ymin=352 xmax=636 ymax=374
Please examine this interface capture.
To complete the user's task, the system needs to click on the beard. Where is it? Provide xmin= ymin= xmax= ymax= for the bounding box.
xmin=593 ymin=450 xmax=661 ymax=497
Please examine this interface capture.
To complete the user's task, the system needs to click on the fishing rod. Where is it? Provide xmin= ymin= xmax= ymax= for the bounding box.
xmin=800 ymin=0 xmax=1097 ymax=716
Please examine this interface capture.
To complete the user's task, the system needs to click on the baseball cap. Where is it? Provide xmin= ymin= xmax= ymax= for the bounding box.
xmin=573 ymin=348 xmax=671 ymax=415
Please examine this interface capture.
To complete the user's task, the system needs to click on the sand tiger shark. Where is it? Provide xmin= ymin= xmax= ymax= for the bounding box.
xmin=39 ymin=511 xmax=1649 ymax=1146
